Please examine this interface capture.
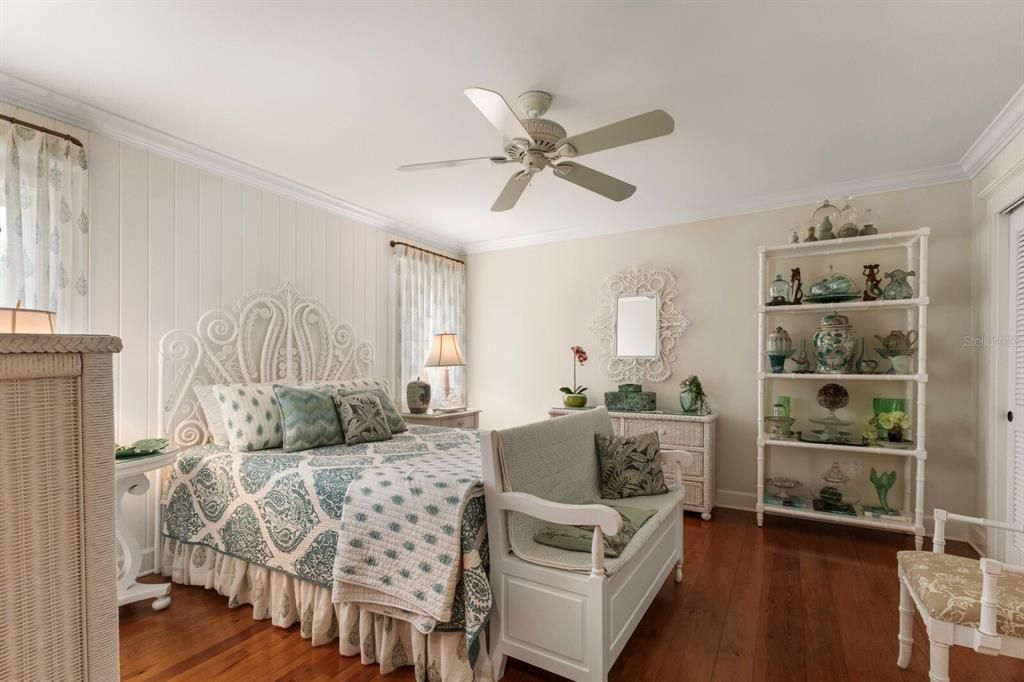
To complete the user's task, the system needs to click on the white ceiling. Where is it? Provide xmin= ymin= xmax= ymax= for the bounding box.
xmin=1 ymin=1 xmax=1022 ymax=251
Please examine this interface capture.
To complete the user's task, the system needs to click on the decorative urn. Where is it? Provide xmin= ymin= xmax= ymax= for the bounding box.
xmin=812 ymin=313 xmax=857 ymax=373
xmin=406 ymin=377 xmax=431 ymax=414
xmin=766 ymin=327 xmax=793 ymax=374
xmin=766 ymin=326 xmax=793 ymax=354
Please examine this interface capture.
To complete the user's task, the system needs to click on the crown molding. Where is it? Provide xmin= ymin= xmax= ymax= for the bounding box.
xmin=960 ymin=83 xmax=1024 ymax=179
xmin=0 ymin=72 xmax=464 ymax=256
xmin=463 ymin=163 xmax=967 ymax=254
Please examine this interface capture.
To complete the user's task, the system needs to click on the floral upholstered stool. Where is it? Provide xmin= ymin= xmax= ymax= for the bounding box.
xmin=896 ymin=509 xmax=1024 ymax=681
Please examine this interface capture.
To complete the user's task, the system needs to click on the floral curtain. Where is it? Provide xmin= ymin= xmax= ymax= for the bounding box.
xmin=396 ymin=245 xmax=466 ymax=409
xmin=0 ymin=121 xmax=89 ymax=332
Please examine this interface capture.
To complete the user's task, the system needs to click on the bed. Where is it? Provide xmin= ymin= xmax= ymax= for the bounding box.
xmin=157 ymin=284 xmax=492 ymax=681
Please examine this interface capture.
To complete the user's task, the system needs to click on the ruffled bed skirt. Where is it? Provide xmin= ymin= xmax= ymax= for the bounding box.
xmin=162 ymin=539 xmax=492 ymax=681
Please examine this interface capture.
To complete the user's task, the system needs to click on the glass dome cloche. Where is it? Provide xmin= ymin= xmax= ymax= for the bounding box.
xmin=767 ymin=274 xmax=789 ymax=305
xmin=837 ymin=196 xmax=859 ymax=238
xmin=806 ymin=266 xmax=861 ymax=303
xmin=812 ymin=200 xmax=841 ymax=240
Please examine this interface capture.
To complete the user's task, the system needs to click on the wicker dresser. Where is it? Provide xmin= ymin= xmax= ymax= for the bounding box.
xmin=549 ymin=408 xmax=718 ymax=520
xmin=0 ymin=334 xmax=122 ymax=681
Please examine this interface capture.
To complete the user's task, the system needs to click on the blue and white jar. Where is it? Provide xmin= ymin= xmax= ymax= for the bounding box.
xmin=812 ymin=313 xmax=857 ymax=374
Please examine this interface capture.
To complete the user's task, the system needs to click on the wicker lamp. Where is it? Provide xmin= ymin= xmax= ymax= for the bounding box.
xmin=0 ymin=302 xmax=56 ymax=334
xmin=424 ymin=332 xmax=466 ymax=412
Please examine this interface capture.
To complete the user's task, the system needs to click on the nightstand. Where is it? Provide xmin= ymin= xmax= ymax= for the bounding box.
xmin=116 ymin=450 xmax=178 ymax=610
xmin=402 ymin=409 xmax=480 ymax=429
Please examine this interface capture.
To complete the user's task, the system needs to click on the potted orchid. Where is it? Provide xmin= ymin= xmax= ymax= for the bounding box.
xmin=863 ymin=410 xmax=912 ymax=444
xmin=560 ymin=345 xmax=589 ymax=408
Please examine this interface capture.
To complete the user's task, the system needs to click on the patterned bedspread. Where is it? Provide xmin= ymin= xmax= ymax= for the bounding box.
xmin=163 ymin=425 xmax=489 ymax=638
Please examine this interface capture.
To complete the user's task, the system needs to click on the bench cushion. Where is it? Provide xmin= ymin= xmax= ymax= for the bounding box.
xmin=898 ymin=550 xmax=1024 ymax=638
xmin=510 ymin=486 xmax=682 ymax=573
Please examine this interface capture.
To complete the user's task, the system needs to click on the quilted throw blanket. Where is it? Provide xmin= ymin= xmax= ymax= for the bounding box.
xmin=331 ymin=450 xmax=485 ymax=635
xmin=162 ymin=426 xmax=490 ymax=642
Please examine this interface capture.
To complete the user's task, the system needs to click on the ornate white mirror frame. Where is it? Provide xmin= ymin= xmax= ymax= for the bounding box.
xmin=590 ymin=266 xmax=690 ymax=383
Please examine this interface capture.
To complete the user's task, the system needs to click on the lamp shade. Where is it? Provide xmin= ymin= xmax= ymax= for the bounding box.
xmin=0 ymin=306 xmax=56 ymax=334
xmin=424 ymin=332 xmax=466 ymax=367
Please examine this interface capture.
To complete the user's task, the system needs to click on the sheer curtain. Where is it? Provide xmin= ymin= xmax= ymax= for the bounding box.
xmin=396 ymin=245 xmax=466 ymax=409
xmin=0 ymin=121 xmax=89 ymax=332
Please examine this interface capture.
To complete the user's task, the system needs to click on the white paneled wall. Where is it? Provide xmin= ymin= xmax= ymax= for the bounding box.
xmin=1 ymin=103 xmax=403 ymax=572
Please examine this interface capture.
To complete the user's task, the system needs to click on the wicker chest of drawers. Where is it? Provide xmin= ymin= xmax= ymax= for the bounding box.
xmin=549 ymin=408 xmax=717 ymax=520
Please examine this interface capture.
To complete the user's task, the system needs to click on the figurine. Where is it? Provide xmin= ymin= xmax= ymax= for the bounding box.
xmin=804 ymin=225 xmax=818 ymax=242
xmin=789 ymin=267 xmax=804 ymax=305
xmin=862 ymin=264 xmax=884 ymax=301
xmin=869 ymin=468 xmax=897 ymax=514
xmin=818 ymin=215 xmax=836 ymax=240
xmin=791 ymin=339 xmax=811 ymax=373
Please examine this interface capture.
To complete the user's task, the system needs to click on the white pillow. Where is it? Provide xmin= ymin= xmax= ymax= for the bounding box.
xmin=195 ymin=384 xmax=230 ymax=446
xmin=213 ymin=382 xmax=284 ymax=451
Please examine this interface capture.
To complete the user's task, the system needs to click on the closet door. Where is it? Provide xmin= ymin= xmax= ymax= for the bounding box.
xmin=1008 ymin=208 xmax=1024 ymax=564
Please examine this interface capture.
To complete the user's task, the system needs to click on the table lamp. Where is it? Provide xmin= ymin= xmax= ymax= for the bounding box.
xmin=0 ymin=302 xmax=56 ymax=334
xmin=424 ymin=332 xmax=466 ymax=412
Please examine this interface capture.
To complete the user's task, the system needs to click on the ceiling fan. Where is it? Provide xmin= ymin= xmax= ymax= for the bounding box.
xmin=398 ymin=88 xmax=674 ymax=212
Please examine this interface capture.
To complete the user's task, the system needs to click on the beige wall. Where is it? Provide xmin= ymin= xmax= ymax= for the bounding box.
xmin=468 ymin=182 xmax=975 ymax=519
xmin=971 ymin=127 xmax=1024 ymax=557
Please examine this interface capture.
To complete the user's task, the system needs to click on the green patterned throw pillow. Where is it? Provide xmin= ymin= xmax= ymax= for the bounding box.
xmin=213 ymin=383 xmax=284 ymax=451
xmin=273 ymin=385 xmax=344 ymax=451
xmin=333 ymin=392 xmax=393 ymax=445
xmin=596 ymin=431 xmax=669 ymax=499
xmin=534 ymin=505 xmax=656 ymax=557
xmin=331 ymin=387 xmax=407 ymax=434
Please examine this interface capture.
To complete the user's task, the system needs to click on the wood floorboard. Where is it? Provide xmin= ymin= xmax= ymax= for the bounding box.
xmin=120 ymin=509 xmax=1024 ymax=681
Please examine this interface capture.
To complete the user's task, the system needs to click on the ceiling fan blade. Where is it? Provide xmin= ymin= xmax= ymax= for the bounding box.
xmin=464 ymin=88 xmax=534 ymax=143
xmin=558 ymin=110 xmax=674 ymax=157
xmin=552 ymin=162 xmax=636 ymax=201
xmin=398 ymin=156 xmax=510 ymax=172
xmin=491 ymin=171 xmax=532 ymax=212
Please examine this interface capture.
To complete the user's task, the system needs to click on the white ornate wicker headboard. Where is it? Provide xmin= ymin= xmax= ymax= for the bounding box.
xmin=158 ymin=283 xmax=375 ymax=447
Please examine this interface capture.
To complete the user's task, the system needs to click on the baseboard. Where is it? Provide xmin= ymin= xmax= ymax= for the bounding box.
xmin=967 ymin=525 xmax=988 ymax=558
xmin=716 ymin=489 xmax=756 ymax=511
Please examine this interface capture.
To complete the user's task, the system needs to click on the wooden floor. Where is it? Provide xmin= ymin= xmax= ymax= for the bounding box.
xmin=120 ymin=509 xmax=1024 ymax=681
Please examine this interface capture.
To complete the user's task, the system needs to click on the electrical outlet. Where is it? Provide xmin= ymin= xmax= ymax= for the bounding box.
xmin=849 ymin=458 xmax=863 ymax=475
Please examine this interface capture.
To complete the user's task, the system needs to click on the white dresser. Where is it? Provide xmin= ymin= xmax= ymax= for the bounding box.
xmin=549 ymin=408 xmax=718 ymax=520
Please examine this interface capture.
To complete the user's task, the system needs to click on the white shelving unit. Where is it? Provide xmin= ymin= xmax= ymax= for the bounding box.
xmin=756 ymin=227 xmax=929 ymax=549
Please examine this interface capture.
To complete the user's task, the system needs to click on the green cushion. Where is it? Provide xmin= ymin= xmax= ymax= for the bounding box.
xmin=533 ymin=505 xmax=657 ymax=557
xmin=331 ymin=386 xmax=407 ymax=434
xmin=273 ymin=385 xmax=344 ymax=451
xmin=333 ymin=392 xmax=392 ymax=445
xmin=596 ymin=432 xmax=669 ymax=499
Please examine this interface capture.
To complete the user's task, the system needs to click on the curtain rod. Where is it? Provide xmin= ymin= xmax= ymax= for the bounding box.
xmin=389 ymin=240 xmax=465 ymax=265
xmin=0 ymin=114 xmax=85 ymax=149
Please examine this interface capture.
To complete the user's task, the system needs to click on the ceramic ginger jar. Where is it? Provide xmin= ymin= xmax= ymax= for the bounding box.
xmin=812 ymin=313 xmax=857 ymax=374
xmin=406 ymin=377 xmax=431 ymax=414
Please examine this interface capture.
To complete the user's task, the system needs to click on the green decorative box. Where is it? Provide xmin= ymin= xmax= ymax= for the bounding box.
xmin=604 ymin=383 xmax=656 ymax=412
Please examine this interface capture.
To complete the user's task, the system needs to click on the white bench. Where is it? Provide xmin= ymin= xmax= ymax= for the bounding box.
xmin=481 ymin=407 xmax=685 ymax=681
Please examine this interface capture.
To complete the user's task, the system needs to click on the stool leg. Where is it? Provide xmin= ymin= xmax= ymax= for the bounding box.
xmin=897 ymin=580 xmax=914 ymax=669
xmin=928 ymin=640 xmax=950 ymax=682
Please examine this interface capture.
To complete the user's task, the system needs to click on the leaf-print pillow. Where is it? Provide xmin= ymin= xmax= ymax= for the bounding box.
xmin=596 ymin=431 xmax=669 ymax=499
xmin=333 ymin=392 xmax=393 ymax=445
xmin=213 ymin=383 xmax=284 ymax=451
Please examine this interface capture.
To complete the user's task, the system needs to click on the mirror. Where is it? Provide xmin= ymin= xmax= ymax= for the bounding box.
xmin=615 ymin=294 xmax=659 ymax=358
xmin=591 ymin=265 xmax=689 ymax=383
